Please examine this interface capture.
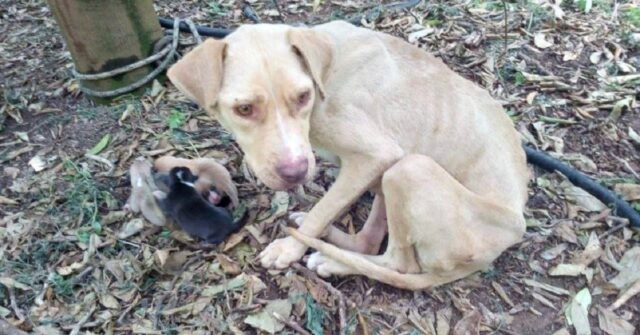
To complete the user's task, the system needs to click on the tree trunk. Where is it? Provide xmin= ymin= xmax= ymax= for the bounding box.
xmin=46 ymin=0 xmax=163 ymax=101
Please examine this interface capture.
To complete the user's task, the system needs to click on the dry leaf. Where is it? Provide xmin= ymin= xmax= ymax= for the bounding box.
xmin=217 ymin=254 xmax=241 ymax=275
xmin=436 ymin=307 xmax=452 ymax=335
xmin=611 ymin=280 xmax=640 ymax=310
xmin=613 ymin=183 xmax=640 ymax=201
xmin=0 ymin=195 xmax=18 ymax=205
xmin=244 ymin=299 xmax=292 ymax=334
xmin=561 ymin=181 xmax=607 ymax=212
xmin=99 ymin=293 xmax=121 ymax=309
xmin=0 ymin=277 xmax=31 ymax=290
xmin=549 ymin=263 xmax=586 ymax=277
xmin=118 ymin=218 xmax=145 ymax=239
xmin=154 ymin=250 xmax=191 ymax=273
xmin=552 ymin=328 xmax=571 ymax=335
xmin=201 ymin=273 xmax=248 ymax=297
xmin=575 ymin=232 xmax=602 ymax=266
xmin=628 ymin=127 xmax=640 ymax=145
xmin=541 ymin=243 xmax=568 ymax=260
xmin=609 ymin=247 xmax=640 ymax=290
xmin=597 ymin=307 xmax=635 ymax=335
xmin=534 ymin=33 xmax=553 ymax=49
xmin=407 ymin=27 xmax=435 ymax=43
xmin=453 ymin=309 xmax=481 ymax=335
xmin=554 ymin=222 xmax=578 ymax=244
xmin=28 ymin=155 xmax=46 ymax=172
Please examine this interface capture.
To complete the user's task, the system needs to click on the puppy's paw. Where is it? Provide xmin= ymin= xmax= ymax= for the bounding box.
xmin=307 ymin=252 xmax=350 ymax=277
xmin=259 ymin=236 xmax=307 ymax=269
xmin=288 ymin=212 xmax=307 ymax=227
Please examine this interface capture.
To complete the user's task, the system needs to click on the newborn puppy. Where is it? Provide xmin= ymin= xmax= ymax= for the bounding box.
xmin=154 ymin=156 xmax=239 ymax=207
xmin=158 ymin=167 xmax=243 ymax=244
xmin=154 ymin=171 xmax=227 ymax=206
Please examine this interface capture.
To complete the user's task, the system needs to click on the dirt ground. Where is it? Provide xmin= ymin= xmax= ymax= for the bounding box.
xmin=1 ymin=1 xmax=639 ymax=334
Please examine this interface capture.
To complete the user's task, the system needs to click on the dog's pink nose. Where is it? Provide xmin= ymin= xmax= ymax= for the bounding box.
xmin=276 ymin=156 xmax=309 ymax=183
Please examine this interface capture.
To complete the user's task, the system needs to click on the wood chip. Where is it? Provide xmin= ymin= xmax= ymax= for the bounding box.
xmin=523 ymin=279 xmax=570 ymax=296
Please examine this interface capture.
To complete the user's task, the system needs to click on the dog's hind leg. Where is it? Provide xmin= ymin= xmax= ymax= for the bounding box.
xmin=301 ymin=155 xmax=525 ymax=289
xmin=290 ymin=192 xmax=388 ymax=255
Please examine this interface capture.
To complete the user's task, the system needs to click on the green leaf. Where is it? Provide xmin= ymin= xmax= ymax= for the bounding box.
xmin=92 ymin=220 xmax=102 ymax=234
xmin=87 ymin=134 xmax=111 ymax=155
xmin=514 ymin=72 xmax=526 ymax=86
xmin=167 ymin=109 xmax=186 ymax=129
xmin=577 ymin=0 xmax=592 ymax=13
xmin=565 ymin=288 xmax=592 ymax=335
xmin=77 ymin=230 xmax=91 ymax=244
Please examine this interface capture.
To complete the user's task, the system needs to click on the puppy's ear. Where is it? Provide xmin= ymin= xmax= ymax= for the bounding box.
xmin=287 ymin=28 xmax=333 ymax=99
xmin=167 ymin=39 xmax=227 ymax=110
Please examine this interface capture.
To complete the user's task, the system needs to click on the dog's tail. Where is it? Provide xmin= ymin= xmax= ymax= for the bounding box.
xmin=288 ymin=228 xmax=459 ymax=290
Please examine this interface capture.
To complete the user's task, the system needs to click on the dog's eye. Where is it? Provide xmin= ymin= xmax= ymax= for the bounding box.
xmin=234 ymin=104 xmax=253 ymax=117
xmin=297 ymin=90 xmax=311 ymax=107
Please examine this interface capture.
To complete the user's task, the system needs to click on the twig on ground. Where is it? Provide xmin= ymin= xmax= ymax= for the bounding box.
xmin=518 ymin=52 xmax=555 ymax=76
xmin=501 ymin=0 xmax=508 ymax=60
xmin=357 ymin=311 xmax=370 ymax=335
xmin=293 ymin=263 xmax=349 ymax=334
xmin=611 ymin=280 xmax=640 ymax=310
xmin=612 ymin=155 xmax=640 ymax=180
xmin=598 ymin=220 xmax=629 ymax=239
xmin=84 ymin=153 xmax=115 ymax=174
xmin=273 ymin=312 xmax=312 ymax=335
xmin=117 ymin=296 xmax=140 ymax=324
xmin=71 ymin=266 xmax=94 ymax=285
xmin=69 ymin=304 xmax=96 ymax=335
xmin=8 ymin=288 xmax=25 ymax=322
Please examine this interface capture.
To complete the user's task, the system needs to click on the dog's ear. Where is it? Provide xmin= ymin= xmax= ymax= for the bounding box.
xmin=287 ymin=28 xmax=333 ymax=99
xmin=167 ymin=39 xmax=227 ymax=110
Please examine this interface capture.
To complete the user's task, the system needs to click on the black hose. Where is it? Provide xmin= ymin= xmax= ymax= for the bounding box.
xmin=524 ymin=146 xmax=640 ymax=228
xmin=157 ymin=4 xmax=640 ymax=229
xmin=158 ymin=0 xmax=422 ymax=38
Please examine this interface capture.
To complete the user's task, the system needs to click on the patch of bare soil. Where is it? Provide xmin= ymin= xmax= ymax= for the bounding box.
xmin=1 ymin=1 xmax=639 ymax=334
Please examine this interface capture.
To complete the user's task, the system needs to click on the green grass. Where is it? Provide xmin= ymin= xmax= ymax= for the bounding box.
xmin=305 ymin=294 xmax=326 ymax=335
xmin=622 ymin=6 xmax=640 ymax=27
xmin=207 ymin=1 xmax=228 ymax=17
xmin=0 ymin=240 xmax=75 ymax=304
xmin=56 ymin=160 xmax=116 ymax=230
xmin=48 ymin=273 xmax=74 ymax=300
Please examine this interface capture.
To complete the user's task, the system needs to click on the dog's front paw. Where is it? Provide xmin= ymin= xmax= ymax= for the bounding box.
xmin=307 ymin=252 xmax=350 ymax=277
xmin=259 ymin=236 xmax=307 ymax=269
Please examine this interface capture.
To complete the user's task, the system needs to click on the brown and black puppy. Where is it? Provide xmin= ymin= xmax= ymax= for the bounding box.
xmin=154 ymin=156 xmax=239 ymax=207
xmin=157 ymin=167 xmax=243 ymax=244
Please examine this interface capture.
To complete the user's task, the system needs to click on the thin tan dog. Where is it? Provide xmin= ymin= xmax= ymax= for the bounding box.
xmin=167 ymin=21 xmax=529 ymax=289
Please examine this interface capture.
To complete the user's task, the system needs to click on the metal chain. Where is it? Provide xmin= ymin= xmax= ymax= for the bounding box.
xmin=74 ymin=18 xmax=201 ymax=98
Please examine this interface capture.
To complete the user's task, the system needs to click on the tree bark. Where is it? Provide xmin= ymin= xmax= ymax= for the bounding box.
xmin=46 ymin=0 xmax=163 ymax=101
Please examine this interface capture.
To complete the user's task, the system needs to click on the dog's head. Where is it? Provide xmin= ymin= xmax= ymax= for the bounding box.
xmin=167 ymin=25 xmax=333 ymax=190
xmin=170 ymin=166 xmax=198 ymax=188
